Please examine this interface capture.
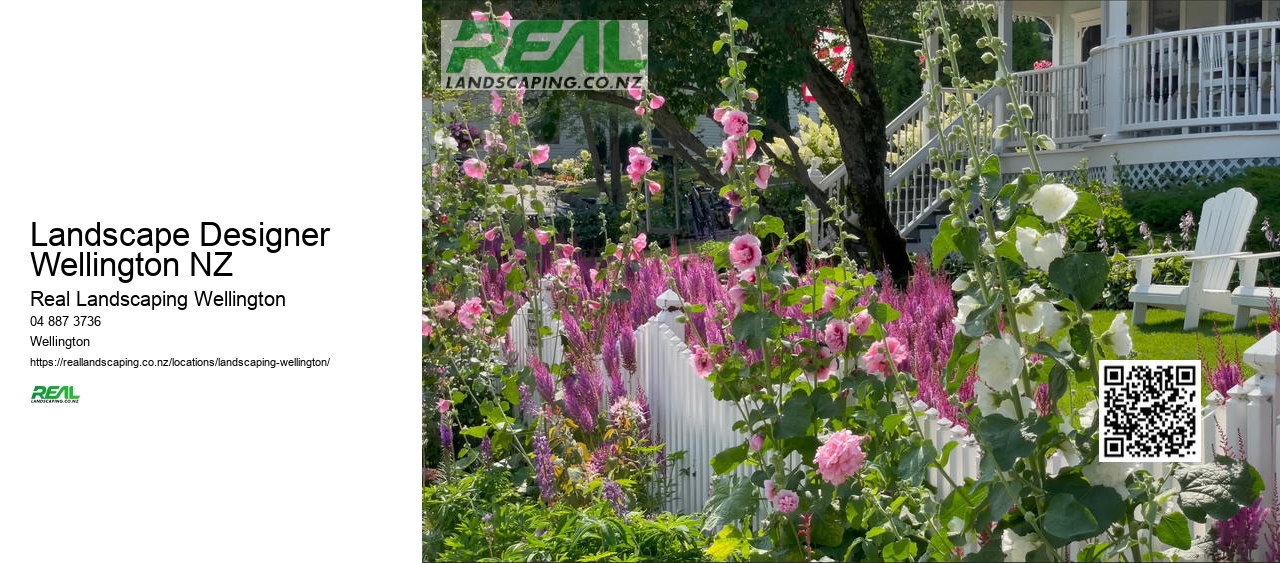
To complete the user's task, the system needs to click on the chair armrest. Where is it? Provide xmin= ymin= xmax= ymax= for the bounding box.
xmin=1184 ymin=251 xmax=1251 ymax=262
xmin=1231 ymin=251 xmax=1280 ymax=289
xmin=1126 ymin=250 xmax=1195 ymax=262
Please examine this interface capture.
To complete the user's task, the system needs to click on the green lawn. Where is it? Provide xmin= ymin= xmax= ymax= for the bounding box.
xmin=1089 ymin=308 xmax=1272 ymax=389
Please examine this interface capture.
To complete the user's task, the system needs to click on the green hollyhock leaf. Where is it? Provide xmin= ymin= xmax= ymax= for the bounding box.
xmin=1048 ymin=252 xmax=1109 ymax=310
xmin=710 ymin=444 xmax=748 ymax=475
xmin=897 ymin=440 xmax=936 ymax=487
xmin=1154 ymin=512 xmax=1192 ymax=550
xmin=974 ymin=414 xmax=1044 ymax=471
xmin=701 ymin=475 xmax=759 ymax=535
xmin=1043 ymin=493 xmax=1099 ymax=542
xmin=1173 ymin=455 xmax=1265 ymax=523
xmin=777 ymin=389 xmax=814 ymax=439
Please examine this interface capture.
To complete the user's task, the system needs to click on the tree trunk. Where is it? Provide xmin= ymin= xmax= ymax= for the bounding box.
xmin=579 ymin=107 xmax=607 ymax=196
xmin=607 ymin=114 xmax=623 ymax=205
xmin=801 ymin=0 xmax=912 ymax=288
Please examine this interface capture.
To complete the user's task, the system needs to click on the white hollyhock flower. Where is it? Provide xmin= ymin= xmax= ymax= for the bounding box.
xmin=1002 ymin=529 xmax=1041 ymax=561
xmin=432 ymin=128 xmax=459 ymax=151
xmin=1015 ymin=227 xmax=1065 ymax=271
xmin=994 ymin=395 xmax=1036 ymax=420
xmin=1040 ymin=304 xmax=1066 ymax=339
xmin=1078 ymin=399 xmax=1099 ymax=429
xmin=1083 ymin=461 xmax=1138 ymax=496
xmin=1105 ymin=313 xmax=1133 ymax=357
xmin=1014 ymin=284 xmax=1047 ymax=333
xmin=954 ymin=295 xmax=980 ymax=331
xmin=978 ymin=333 xmax=1023 ymax=390
xmin=974 ymin=382 xmax=1000 ymax=415
xmin=952 ymin=274 xmax=971 ymax=292
xmin=1030 ymin=183 xmax=1079 ymax=223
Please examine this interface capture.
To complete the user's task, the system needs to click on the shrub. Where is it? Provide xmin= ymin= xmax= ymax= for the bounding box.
xmin=1124 ymin=166 xmax=1280 ymax=252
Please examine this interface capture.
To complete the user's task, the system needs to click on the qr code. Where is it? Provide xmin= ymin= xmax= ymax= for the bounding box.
xmin=1098 ymin=360 xmax=1202 ymax=463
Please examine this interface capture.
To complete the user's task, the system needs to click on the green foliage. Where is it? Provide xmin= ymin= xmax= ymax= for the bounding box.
xmin=1123 ymin=166 xmax=1280 ymax=252
xmin=1060 ymin=170 xmax=1140 ymax=254
xmin=423 ymin=470 xmax=709 ymax=562
xmin=1099 ymin=254 xmax=1135 ymax=310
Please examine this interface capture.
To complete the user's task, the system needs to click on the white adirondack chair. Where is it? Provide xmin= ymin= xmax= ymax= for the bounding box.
xmin=1230 ymin=251 xmax=1280 ymax=330
xmin=1128 ymin=187 xmax=1257 ymax=330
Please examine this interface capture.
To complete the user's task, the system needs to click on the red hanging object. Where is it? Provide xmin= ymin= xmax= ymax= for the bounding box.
xmin=802 ymin=27 xmax=854 ymax=102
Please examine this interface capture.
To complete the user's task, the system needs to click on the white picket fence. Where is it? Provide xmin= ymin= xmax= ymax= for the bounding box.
xmin=509 ymin=284 xmax=1280 ymax=560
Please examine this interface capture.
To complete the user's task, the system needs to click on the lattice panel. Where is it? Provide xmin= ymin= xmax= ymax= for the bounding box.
xmin=1121 ymin=157 xmax=1280 ymax=190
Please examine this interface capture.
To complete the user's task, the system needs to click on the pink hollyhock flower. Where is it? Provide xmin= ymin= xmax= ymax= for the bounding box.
xmin=728 ymin=285 xmax=747 ymax=312
xmin=824 ymin=320 xmax=849 ymax=353
xmin=490 ymin=91 xmax=503 ymax=114
xmin=647 ymin=180 xmax=661 ymax=195
xmin=496 ymin=10 xmax=512 ymax=27
xmin=744 ymin=137 xmax=757 ymax=158
xmin=738 ymin=268 xmax=757 ymax=283
xmin=588 ymin=268 xmax=599 ymax=284
xmin=773 ymin=490 xmax=800 ymax=514
xmin=560 ymin=244 xmax=575 ymax=259
xmin=433 ymin=300 xmax=456 ymax=318
xmin=626 ymin=147 xmax=652 ymax=184
xmin=437 ymin=398 xmax=451 ymax=413
xmin=430 ymin=163 xmax=441 ymax=178
xmin=422 ymin=315 xmax=433 ymax=337
xmin=755 ymin=164 xmax=772 ymax=189
xmin=750 ymin=434 xmax=764 ymax=451
xmin=628 ymin=83 xmax=643 ymax=100
xmin=499 ymin=261 xmax=514 ymax=276
xmin=553 ymin=257 xmax=579 ymax=279
xmin=713 ymin=106 xmax=728 ymax=122
xmin=516 ymin=84 xmax=525 ymax=104
xmin=763 ymin=479 xmax=777 ymax=501
xmin=470 ymin=10 xmax=487 ymax=21
xmin=728 ymin=206 xmax=739 ymax=222
xmin=725 ymin=190 xmax=742 ymax=207
xmin=634 ymin=105 xmax=645 ymax=116
xmin=814 ymin=429 xmax=867 ymax=485
xmin=691 ymin=345 xmax=714 ymax=378
xmin=462 ymin=158 xmax=486 ymax=180
xmin=649 ymin=95 xmax=665 ymax=109
xmin=719 ymin=109 xmax=749 ymax=140
xmin=631 ymin=233 xmax=647 ymax=257
xmin=534 ymin=229 xmax=551 ymax=246
xmin=746 ymin=89 xmax=759 ymax=101
xmin=491 ymin=301 xmax=508 ymax=316
xmin=513 ymin=161 xmax=523 ymax=169
xmin=729 ymin=234 xmax=763 ymax=271
xmin=719 ymin=137 xmax=739 ymax=175
xmin=852 ymin=310 xmax=873 ymax=335
xmin=862 ymin=336 xmax=908 ymax=377
xmin=512 ymin=249 xmax=527 ymax=262
xmin=822 ymin=284 xmax=838 ymax=309
xmin=509 ymin=112 xmax=521 ymax=126
xmin=457 ymin=297 xmax=484 ymax=330
xmin=483 ymin=227 xmax=499 ymax=241
xmin=814 ymin=356 xmax=836 ymax=382
xmin=483 ymin=130 xmax=506 ymax=152
xmin=530 ymin=144 xmax=550 ymax=165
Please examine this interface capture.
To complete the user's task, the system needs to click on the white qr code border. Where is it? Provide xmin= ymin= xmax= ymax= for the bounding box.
xmin=1097 ymin=360 xmax=1203 ymax=463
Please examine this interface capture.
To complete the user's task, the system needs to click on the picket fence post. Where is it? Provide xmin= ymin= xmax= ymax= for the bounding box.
xmin=1242 ymin=330 xmax=1280 ymax=562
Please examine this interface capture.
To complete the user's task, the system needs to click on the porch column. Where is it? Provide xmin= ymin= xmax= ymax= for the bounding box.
xmin=1101 ymin=0 xmax=1128 ymax=141
xmin=994 ymin=1 xmax=1015 ymax=153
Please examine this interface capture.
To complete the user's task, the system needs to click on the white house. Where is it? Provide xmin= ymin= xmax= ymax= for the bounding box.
xmin=813 ymin=0 xmax=1280 ymax=251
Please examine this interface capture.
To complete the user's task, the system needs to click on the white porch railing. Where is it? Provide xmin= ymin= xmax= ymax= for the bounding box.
xmin=508 ymin=286 xmax=1280 ymax=559
xmin=1110 ymin=23 xmax=1280 ymax=134
xmin=1009 ymin=62 xmax=1091 ymax=147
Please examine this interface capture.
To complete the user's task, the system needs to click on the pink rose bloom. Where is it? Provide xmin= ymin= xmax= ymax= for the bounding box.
xmin=632 ymin=233 xmax=647 ymax=257
xmin=483 ymin=227 xmax=499 ymax=241
xmin=852 ymin=310 xmax=873 ymax=335
xmin=437 ymin=398 xmax=451 ymax=413
xmin=729 ymin=234 xmax=762 ymax=271
xmin=750 ymin=434 xmax=764 ymax=452
xmin=822 ymin=284 xmax=838 ymax=310
xmin=634 ymin=105 xmax=645 ymax=116
xmin=712 ymin=106 xmax=729 ymax=122
xmin=719 ymin=109 xmax=749 ymax=140
xmin=534 ymin=229 xmax=551 ymax=246
xmin=813 ymin=429 xmax=867 ymax=485
xmin=725 ymin=190 xmax=742 ymax=207
xmin=728 ymin=285 xmax=747 ymax=312
xmin=470 ymin=10 xmax=487 ymax=21
xmin=755 ymin=164 xmax=772 ymax=189
xmin=649 ymin=95 xmax=665 ymax=109
xmin=862 ymin=336 xmax=908 ymax=377
xmin=509 ymin=112 xmax=521 ymax=126
xmin=490 ymin=91 xmax=503 ymax=114
xmin=738 ymin=268 xmax=757 ymax=284
xmin=433 ymin=300 xmax=456 ymax=318
xmin=462 ymin=158 xmax=486 ymax=180
xmin=763 ymin=479 xmax=777 ymax=501
xmin=457 ymin=298 xmax=484 ymax=330
xmin=691 ymin=345 xmax=714 ymax=378
xmin=824 ymin=320 xmax=849 ymax=353
xmin=647 ymin=180 xmax=661 ymax=195
xmin=530 ymin=144 xmax=550 ymax=165
xmin=773 ymin=489 xmax=800 ymax=514
xmin=628 ymin=83 xmax=643 ymax=100
xmin=422 ymin=315 xmax=433 ymax=337
xmin=496 ymin=10 xmax=512 ymax=27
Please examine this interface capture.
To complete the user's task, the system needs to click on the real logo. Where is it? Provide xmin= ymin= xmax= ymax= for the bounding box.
xmin=440 ymin=20 xmax=648 ymax=90
xmin=31 ymin=385 xmax=80 ymax=403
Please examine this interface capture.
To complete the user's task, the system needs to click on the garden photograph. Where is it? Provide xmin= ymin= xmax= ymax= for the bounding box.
xmin=422 ymin=0 xmax=1280 ymax=560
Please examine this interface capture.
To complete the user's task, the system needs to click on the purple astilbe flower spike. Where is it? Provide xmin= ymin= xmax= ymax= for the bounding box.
xmin=1035 ymin=382 xmax=1052 ymax=416
xmin=479 ymin=435 xmax=492 ymax=465
xmin=602 ymin=479 xmax=627 ymax=516
xmin=438 ymin=411 xmax=452 ymax=450
xmin=533 ymin=431 xmax=555 ymax=504
xmin=1180 ymin=210 xmax=1196 ymax=247
xmin=562 ymin=367 xmax=601 ymax=434
xmin=619 ymin=324 xmax=637 ymax=374
xmin=518 ymin=383 xmax=536 ymax=418
xmin=1217 ymin=498 xmax=1269 ymax=562
xmin=529 ymin=354 xmax=555 ymax=403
